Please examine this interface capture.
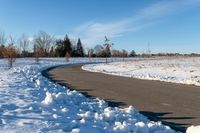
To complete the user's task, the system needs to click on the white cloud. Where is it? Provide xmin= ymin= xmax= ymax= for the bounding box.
xmin=71 ymin=0 xmax=200 ymax=47
xmin=137 ymin=0 xmax=200 ymax=20
xmin=72 ymin=20 xmax=131 ymax=45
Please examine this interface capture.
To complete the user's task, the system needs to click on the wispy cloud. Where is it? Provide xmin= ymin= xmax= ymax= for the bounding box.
xmin=71 ymin=19 xmax=151 ymax=47
xmin=71 ymin=0 xmax=200 ymax=47
xmin=72 ymin=20 xmax=133 ymax=45
xmin=137 ymin=0 xmax=200 ymax=20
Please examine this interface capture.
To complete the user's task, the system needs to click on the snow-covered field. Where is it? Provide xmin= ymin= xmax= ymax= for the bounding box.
xmin=82 ymin=57 xmax=200 ymax=86
xmin=0 ymin=57 xmax=183 ymax=133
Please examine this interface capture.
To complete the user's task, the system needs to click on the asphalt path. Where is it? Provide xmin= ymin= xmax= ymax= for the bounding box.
xmin=42 ymin=64 xmax=200 ymax=132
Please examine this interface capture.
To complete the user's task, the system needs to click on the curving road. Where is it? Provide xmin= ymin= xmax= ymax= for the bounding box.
xmin=43 ymin=64 xmax=200 ymax=132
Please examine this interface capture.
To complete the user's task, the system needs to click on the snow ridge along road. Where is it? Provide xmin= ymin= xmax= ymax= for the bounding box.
xmin=45 ymin=61 xmax=200 ymax=132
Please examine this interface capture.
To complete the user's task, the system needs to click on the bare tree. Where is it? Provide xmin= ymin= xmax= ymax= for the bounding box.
xmin=33 ymin=31 xmax=54 ymax=63
xmin=3 ymin=36 xmax=18 ymax=68
xmin=65 ymin=51 xmax=70 ymax=61
xmin=33 ymin=42 xmax=43 ymax=64
xmin=121 ymin=49 xmax=128 ymax=61
xmin=0 ymin=31 xmax=7 ymax=58
xmin=94 ymin=44 xmax=103 ymax=57
xmin=103 ymin=36 xmax=113 ymax=63
xmin=33 ymin=31 xmax=55 ymax=57
xmin=0 ymin=31 xmax=7 ymax=45
xmin=0 ymin=45 xmax=5 ymax=58
xmin=18 ymin=34 xmax=30 ymax=57
xmin=49 ymin=46 xmax=55 ymax=57
xmin=88 ymin=48 xmax=94 ymax=62
xmin=111 ymin=49 xmax=120 ymax=57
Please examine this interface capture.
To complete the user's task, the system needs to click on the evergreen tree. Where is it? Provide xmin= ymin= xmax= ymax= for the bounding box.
xmin=55 ymin=35 xmax=72 ymax=57
xmin=129 ymin=50 xmax=136 ymax=57
xmin=63 ymin=35 xmax=72 ymax=56
xmin=55 ymin=40 xmax=64 ymax=57
xmin=76 ymin=38 xmax=84 ymax=57
xmin=71 ymin=44 xmax=77 ymax=57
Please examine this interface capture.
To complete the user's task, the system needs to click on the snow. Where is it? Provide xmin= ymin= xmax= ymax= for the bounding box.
xmin=82 ymin=57 xmax=200 ymax=86
xmin=42 ymin=92 xmax=54 ymax=105
xmin=0 ymin=57 xmax=185 ymax=133
xmin=186 ymin=126 xmax=200 ymax=133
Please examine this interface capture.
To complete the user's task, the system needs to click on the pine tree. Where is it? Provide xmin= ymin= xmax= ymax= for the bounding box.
xmin=63 ymin=35 xmax=72 ymax=56
xmin=55 ymin=35 xmax=72 ymax=57
xmin=129 ymin=50 xmax=136 ymax=57
xmin=76 ymin=38 xmax=84 ymax=57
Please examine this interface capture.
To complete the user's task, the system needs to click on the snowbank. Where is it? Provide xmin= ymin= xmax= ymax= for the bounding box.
xmin=82 ymin=57 xmax=200 ymax=86
xmin=0 ymin=58 xmax=180 ymax=132
xmin=186 ymin=125 xmax=200 ymax=133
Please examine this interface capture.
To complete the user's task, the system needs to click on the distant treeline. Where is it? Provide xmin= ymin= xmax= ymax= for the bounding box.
xmin=0 ymin=30 xmax=200 ymax=68
xmin=0 ymin=31 xmax=137 ymax=59
xmin=138 ymin=53 xmax=200 ymax=57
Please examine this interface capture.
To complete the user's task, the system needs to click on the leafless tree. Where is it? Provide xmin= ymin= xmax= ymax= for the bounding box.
xmin=0 ymin=31 xmax=7 ymax=45
xmin=3 ymin=36 xmax=18 ymax=68
xmin=33 ymin=31 xmax=55 ymax=63
xmin=111 ymin=50 xmax=120 ymax=57
xmin=0 ymin=45 xmax=5 ymax=58
xmin=49 ymin=46 xmax=55 ymax=57
xmin=33 ymin=31 xmax=55 ymax=57
xmin=88 ymin=48 xmax=94 ymax=62
xmin=18 ymin=34 xmax=30 ymax=57
xmin=103 ymin=36 xmax=113 ymax=63
xmin=121 ymin=49 xmax=128 ymax=61
xmin=34 ymin=46 xmax=42 ymax=64
xmin=65 ymin=51 xmax=70 ymax=61
xmin=0 ymin=31 xmax=7 ymax=58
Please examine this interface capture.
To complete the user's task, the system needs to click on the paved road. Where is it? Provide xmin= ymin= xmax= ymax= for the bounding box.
xmin=43 ymin=64 xmax=200 ymax=132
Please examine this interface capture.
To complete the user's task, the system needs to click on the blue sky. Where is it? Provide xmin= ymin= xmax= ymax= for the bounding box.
xmin=1 ymin=0 xmax=200 ymax=53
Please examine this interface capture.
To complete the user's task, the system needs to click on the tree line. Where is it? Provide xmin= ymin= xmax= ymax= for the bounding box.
xmin=1 ymin=30 xmax=199 ymax=68
xmin=0 ymin=31 xmax=137 ymax=67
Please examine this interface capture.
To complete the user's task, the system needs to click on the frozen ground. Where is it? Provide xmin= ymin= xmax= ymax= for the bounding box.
xmin=83 ymin=57 xmax=200 ymax=86
xmin=0 ymin=57 xmax=195 ymax=133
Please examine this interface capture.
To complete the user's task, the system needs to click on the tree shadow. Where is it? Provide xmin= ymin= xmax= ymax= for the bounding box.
xmin=140 ymin=111 xmax=195 ymax=132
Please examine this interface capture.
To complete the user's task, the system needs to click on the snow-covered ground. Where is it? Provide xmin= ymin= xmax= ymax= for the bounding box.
xmin=0 ymin=57 xmax=182 ymax=133
xmin=82 ymin=57 xmax=200 ymax=86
